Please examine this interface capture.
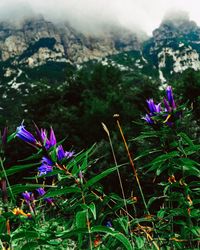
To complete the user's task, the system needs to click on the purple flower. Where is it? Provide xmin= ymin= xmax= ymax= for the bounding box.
xmin=65 ymin=151 xmax=74 ymax=159
xmin=38 ymin=157 xmax=53 ymax=176
xmin=57 ymin=145 xmax=74 ymax=161
xmin=2 ymin=127 xmax=8 ymax=147
xmin=146 ymin=99 xmax=162 ymax=114
xmin=16 ymin=125 xmax=37 ymax=145
xmin=36 ymin=188 xmax=53 ymax=204
xmin=49 ymin=127 xmax=56 ymax=147
xmin=142 ymin=114 xmax=154 ymax=124
xmin=40 ymin=127 xmax=56 ymax=150
xmin=57 ymin=145 xmax=65 ymax=161
xmin=163 ymin=98 xmax=171 ymax=112
xmin=155 ymin=103 xmax=161 ymax=113
xmin=22 ymin=191 xmax=34 ymax=204
xmin=105 ymin=220 xmax=113 ymax=228
xmin=166 ymin=86 xmax=176 ymax=109
xmin=40 ymin=129 xmax=50 ymax=149
xmin=146 ymin=99 xmax=156 ymax=113
xmin=143 ymin=86 xmax=178 ymax=127
xmin=36 ymin=188 xmax=46 ymax=196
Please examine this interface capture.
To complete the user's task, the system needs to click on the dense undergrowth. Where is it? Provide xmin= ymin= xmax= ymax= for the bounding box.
xmin=0 ymin=85 xmax=199 ymax=250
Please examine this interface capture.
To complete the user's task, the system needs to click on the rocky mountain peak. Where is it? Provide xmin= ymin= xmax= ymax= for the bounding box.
xmin=153 ymin=11 xmax=200 ymax=45
xmin=0 ymin=16 xmax=143 ymax=66
xmin=141 ymin=12 xmax=200 ymax=82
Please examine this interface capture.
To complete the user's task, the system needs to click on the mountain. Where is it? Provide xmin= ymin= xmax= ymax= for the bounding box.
xmin=1 ymin=13 xmax=200 ymax=127
xmin=1 ymin=14 xmax=200 ymax=82
xmin=0 ymin=16 xmax=142 ymax=67
xmin=103 ymin=13 xmax=200 ymax=83
xmin=143 ymin=13 xmax=200 ymax=82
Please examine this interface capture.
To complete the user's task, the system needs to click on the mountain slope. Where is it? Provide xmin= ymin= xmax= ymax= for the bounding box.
xmin=0 ymin=16 xmax=142 ymax=67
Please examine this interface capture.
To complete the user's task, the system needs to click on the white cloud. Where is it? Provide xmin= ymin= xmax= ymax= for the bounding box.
xmin=0 ymin=0 xmax=200 ymax=35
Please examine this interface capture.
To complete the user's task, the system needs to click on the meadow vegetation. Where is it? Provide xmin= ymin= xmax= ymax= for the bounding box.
xmin=0 ymin=64 xmax=200 ymax=249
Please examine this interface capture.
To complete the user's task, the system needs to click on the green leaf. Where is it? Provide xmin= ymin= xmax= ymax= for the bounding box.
xmin=0 ymin=217 xmax=6 ymax=234
xmin=88 ymin=203 xmax=96 ymax=220
xmin=178 ymin=132 xmax=194 ymax=146
xmin=134 ymin=236 xmax=145 ymax=249
xmin=43 ymin=186 xmax=81 ymax=198
xmin=0 ymin=162 xmax=40 ymax=178
xmin=188 ymin=226 xmax=200 ymax=237
xmin=76 ymin=210 xmax=87 ymax=229
xmin=84 ymin=165 xmax=123 ymax=189
xmin=157 ymin=209 xmax=165 ymax=219
xmin=156 ymin=163 xmax=170 ymax=176
xmin=115 ymin=217 xmax=129 ymax=234
xmin=50 ymin=146 xmax=58 ymax=162
xmin=12 ymin=231 xmax=38 ymax=240
xmin=21 ymin=242 xmax=39 ymax=250
xmin=8 ymin=184 xmax=56 ymax=196
xmin=57 ymin=228 xmax=88 ymax=238
xmin=184 ymin=145 xmax=200 ymax=156
xmin=147 ymin=196 xmax=166 ymax=209
xmin=18 ymin=149 xmax=43 ymax=161
xmin=144 ymin=151 xmax=180 ymax=174
xmin=151 ymin=151 xmax=180 ymax=164
xmin=67 ymin=145 xmax=95 ymax=172
xmin=133 ymin=131 xmax=158 ymax=141
xmin=134 ymin=149 xmax=161 ymax=161
xmin=72 ymin=153 xmax=87 ymax=176
xmin=91 ymin=226 xmax=133 ymax=250
xmin=7 ymin=132 xmax=16 ymax=143
xmin=181 ymin=162 xmax=200 ymax=177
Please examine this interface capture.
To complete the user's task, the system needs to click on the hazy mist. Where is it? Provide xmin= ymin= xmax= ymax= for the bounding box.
xmin=0 ymin=0 xmax=200 ymax=35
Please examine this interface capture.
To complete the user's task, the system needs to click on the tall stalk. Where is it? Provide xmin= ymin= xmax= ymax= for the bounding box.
xmin=102 ymin=122 xmax=135 ymax=248
xmin=114 ymin=115 xmax=149 ymax=215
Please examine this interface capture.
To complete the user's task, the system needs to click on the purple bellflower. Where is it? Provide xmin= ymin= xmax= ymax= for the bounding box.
xmin=22 ymin=191 xmax=34 ymax=204
xmin=16 ymin=125 xmax=37 ymax=145
xmin=143 ymin=99 xmax=162 ymax=125
xmin=2 ymin=127 xmax=8 ymax=147
xmin=57 ymin=145 xmax=65 ymax=161
xmin=142 ymin=114 xmax=154 ymax=124
xmin=40 ymin=127 xmax=56 ymax=150
xmin=57 ymin=145 xmax=74 ymax=161
xmin=143 ymin=86 xmax=178 ymax=126
xmin=65 ymin=151 xmax=74 ymax=158
xmin=36 ymin=188 xmax=53 ymax=204
xmin=146 ymin=99 xmax=161 ymax=114
xmin=38 ymin=157 xmax=53 ymax=176
xmin=36 ymin=188 xmax=46 ymax=196
xmin=163 ymin=97 xmax=171 ymax=112
xmin=105 ymin=220 xmax=113 ymax=228
xmin=146 ymin=99 xmax=156 ymax=113
xmin=166 ymin=86 xmax=176 ymax=109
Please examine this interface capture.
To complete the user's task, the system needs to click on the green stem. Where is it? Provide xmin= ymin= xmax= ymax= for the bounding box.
xmin=0 ymin=157 xmax=15 ymax=203
xmin=114 ymin=118 xmax=150 ymax=215
xmin=79 ymin=170 xmax=93 ymax=250
xmin=102 ymin=122 xmax=135 ymax=248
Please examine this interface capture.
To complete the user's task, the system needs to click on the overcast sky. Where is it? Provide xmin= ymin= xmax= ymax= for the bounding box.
xmin=0 ymin=0 xmax=200 ymax=35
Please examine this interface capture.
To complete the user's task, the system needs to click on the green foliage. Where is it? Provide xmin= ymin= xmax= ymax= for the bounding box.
xmin=0 ymin=58 xmax=200 ymax=249
xmin=134 ymin=114 xmax=200 ymax=249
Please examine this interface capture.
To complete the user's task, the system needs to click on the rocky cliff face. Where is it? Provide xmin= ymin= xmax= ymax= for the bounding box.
xmin=142 ymin=14 xmax=200 ymax=82
xmin=0 ymin=16 xmax=142 ymax=67
xmin=1 ymin=14 xmax=200 ymax=81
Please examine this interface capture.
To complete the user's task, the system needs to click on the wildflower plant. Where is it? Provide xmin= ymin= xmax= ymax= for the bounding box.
xmin=1 ymin=123 xmax=134 ymax=250
xmin=143 ymin=86 xmax=181 ymax=127
xmin=135 ymin=86 xmax=200 ymax=249
xmin=0 ymin=85 xmax=199 ymax=250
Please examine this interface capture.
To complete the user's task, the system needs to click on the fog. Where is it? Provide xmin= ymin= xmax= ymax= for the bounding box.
xmin=0 ymin=0 xmax=200 ymax=35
